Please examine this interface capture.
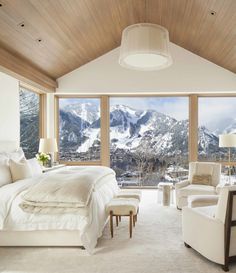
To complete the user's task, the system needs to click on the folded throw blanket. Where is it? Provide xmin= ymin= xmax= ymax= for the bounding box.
xmin=20 ymin=166 xmax=115 ymax=214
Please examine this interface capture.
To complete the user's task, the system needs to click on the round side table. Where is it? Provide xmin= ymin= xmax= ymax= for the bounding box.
xmin=157 ymin=182 xmax=174 ymax=206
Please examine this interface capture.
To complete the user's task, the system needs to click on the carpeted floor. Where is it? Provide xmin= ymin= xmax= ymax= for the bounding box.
xmin=0 ymin=190 xmax=235 ymax=273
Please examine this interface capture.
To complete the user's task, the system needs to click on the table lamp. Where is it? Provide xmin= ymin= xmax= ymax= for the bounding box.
xmin=219 ymin=134 xmax=236 ymax=185
xmin=38 ymin=138 xmax=58 ymax=167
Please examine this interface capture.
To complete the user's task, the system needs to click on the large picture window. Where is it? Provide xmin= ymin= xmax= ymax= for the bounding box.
xmin=110 ymin=97 xmax=189 ymax=187
xmin=198 ymin=97 xmax=236 ymax=161
xmin=58 ymin=98 xmax=101 ymax=162
xmin=19 ymin=87 xmax=40 ymax=159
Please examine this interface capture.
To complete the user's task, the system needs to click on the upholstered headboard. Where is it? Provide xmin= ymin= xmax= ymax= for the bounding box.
xmin=0 ymin=141 xmax=19 ymax=153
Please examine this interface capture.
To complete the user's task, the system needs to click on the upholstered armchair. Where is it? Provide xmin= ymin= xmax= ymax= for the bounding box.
xmin=175 ymin=162 xmax=221 ymax=209
xmin=182 ymin=186 xmax=236 ymax=271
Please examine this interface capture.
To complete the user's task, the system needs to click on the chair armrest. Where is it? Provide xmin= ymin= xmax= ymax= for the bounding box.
xmin=175 ymin=180 xmax=190 ymax=190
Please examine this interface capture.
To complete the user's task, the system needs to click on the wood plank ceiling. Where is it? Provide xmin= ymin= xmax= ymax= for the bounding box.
xmin=0 ymin=0 xmax=235 ymax=91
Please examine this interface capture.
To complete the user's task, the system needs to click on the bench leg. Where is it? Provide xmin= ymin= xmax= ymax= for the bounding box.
xmin=110 ymin=211 xmax=114 ymax=238
xmin=116 ymin=216 xmax=119 ymax=227
xmin=129 ymin=211 xmax=133 ymax=238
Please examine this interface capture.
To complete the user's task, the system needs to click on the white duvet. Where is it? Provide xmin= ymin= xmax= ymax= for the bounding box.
xmin=0 ymin=166 xmax=119 ymax=253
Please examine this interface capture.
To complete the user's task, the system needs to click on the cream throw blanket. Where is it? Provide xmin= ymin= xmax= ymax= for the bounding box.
xmin=20 ymin=166 xmax=115 ymax=214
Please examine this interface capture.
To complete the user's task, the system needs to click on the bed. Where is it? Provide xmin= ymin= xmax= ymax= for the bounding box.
xmin=0 ymin=141 xmax=118 ymax=253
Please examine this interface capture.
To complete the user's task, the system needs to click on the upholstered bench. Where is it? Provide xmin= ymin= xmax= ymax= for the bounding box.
xmin=106 ymin=198 xmax=139 ymax=238
xmin=116 ymin=189 xmax=142 ymax=201
xmin=188 ymin=195 xmax=219 ymax=208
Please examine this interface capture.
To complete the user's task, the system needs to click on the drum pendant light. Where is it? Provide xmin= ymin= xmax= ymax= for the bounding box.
xmin=119 ymin=23 xmax=172 ymax=71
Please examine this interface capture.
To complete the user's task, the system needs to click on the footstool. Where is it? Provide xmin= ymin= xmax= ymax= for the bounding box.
xmin=116 ymin=189 xmax=142 ymax=201
xmin=106 ymin=198 xmax=139 ymax=238
xmin=188 ymin=195 xmax=219 ymax=208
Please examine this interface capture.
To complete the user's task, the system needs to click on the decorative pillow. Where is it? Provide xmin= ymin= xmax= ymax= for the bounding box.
xmin=0 ymin=159 xmax=12 ymax=187
xmin=191 ymin=174 xmax=212 ymax=186
xmin=27 ymin=158 xmax=42 ymax=176
xmin=6 ymin=148 xmax=25 ymax=161
xmin=9 ymin=159 xmax=33 ymax=182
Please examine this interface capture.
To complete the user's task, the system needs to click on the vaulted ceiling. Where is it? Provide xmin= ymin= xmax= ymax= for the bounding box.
xmin=0 ymin=0 xmax=235 ymax=91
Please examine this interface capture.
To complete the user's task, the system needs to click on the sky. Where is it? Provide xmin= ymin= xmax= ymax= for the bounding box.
xmin=198 ymin=97 xmax=236 ymax=132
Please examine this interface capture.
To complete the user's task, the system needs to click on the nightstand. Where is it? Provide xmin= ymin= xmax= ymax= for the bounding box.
xmin=42 ymin=164 xmax=66 ymax=173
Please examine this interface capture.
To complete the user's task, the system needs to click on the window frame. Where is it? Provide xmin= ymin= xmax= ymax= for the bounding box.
xmin=196 ymin=94 xmax=236 ymax=166
xmin=54 ymin=94 xmax=236 ymax=171
xmin=55 ymin=95 xmax=110 ymax=166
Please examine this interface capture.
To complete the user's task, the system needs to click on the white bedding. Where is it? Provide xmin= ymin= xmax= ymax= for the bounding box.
xmin=0 ymin=166 xmax=119 ymax=253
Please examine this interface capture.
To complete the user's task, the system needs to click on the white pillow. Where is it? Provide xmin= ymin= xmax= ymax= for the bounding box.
xmin=6 ymin=148 xmax=25 ymax=161
xmin=27 ymin=158 xmax=42 ymax=176
xmin=0 ymin=159 xmax=12 ymax=187
xmin=9 ymin=159 xmax=32 ymax=182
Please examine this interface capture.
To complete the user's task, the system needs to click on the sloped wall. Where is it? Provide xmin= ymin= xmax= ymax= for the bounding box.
xmin=56 ymin=43 xmax=236 ymax=94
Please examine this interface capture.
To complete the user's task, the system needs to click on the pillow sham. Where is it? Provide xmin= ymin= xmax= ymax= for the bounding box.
xmin=27 ymin=158 xmax=42 ymax=176
xmin=9 ymin=159 xmax=32 ymax=182
xmin=7 ymin=148 xmax=25 ymax=161
xmin=191 ymin=174 xmax=212 ymax=186
xmin=0 ymin=159 xmax=12 ymax=187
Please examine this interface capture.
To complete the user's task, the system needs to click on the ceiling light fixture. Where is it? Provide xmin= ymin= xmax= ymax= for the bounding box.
xmin=119 ymin=23 xmax=172 ymax=71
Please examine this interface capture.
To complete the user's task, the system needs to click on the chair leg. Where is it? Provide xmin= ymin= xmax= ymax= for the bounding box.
xmin=129 ymin=211 xmax=133 ymax=238
xmin=116 ymin=216 xmax=119 ymax=227
xmin=110 ymin=211 xmax=113 ymax=238
xmin=119 ymin=216 xmax=121 ymax=222
xmin=222 ymin=264 xmax=229 ymax=272
xmin=133 ymin=215 xmax=135 ymax=227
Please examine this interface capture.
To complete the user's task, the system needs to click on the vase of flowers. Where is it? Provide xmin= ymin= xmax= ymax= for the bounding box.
xmin=36 ymin=153 xmax=51 ymax=167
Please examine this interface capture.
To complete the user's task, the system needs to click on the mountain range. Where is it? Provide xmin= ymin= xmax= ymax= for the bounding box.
xmin=59 ymin=102 xmax=226 ymax=160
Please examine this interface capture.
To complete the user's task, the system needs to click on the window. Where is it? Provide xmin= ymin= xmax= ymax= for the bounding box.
xmin=58 ymin=98 xmax=101 ymax=162
xmin=110 ymin=97 xmax=189 ymax=187
xmin=198 ymin=97 xmax=236 ymax=161
xmin=19 ymin=87 xmax=40 ymax=159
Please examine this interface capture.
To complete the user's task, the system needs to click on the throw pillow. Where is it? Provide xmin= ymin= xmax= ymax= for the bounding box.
xmin=191 ymin=174 xmax=212 ymax=186
xmin=9 ymin=159 xmax=33 ymax=182
xmin=27 ymin=158 xmax=42 ymax=176
xmin=0 ymin=159 xmax=12 ymax=187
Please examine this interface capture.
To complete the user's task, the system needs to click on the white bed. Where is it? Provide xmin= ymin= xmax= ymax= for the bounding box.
xmin=0 ymin=141 xmax=118 ymax=253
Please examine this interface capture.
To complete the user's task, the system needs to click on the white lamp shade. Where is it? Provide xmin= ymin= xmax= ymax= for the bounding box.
xmin=39 ymin=138 xmax=58 ymax=153
xmin=119 ymin=23 xmax=172 ymax=71
xmin=219 ymin=134 xmax=236 ymax=148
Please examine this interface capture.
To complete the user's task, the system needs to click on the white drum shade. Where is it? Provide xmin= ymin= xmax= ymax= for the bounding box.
xmin=219 ymin=134 xmax=236 ymax=147
xmin=39 ymin=138 xmax=58 ymax=153
xmin=119 ymin=23 xmax=172 ymax=71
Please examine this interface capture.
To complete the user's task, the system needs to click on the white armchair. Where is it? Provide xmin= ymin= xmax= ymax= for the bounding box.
xmin=175 ymin=162 xmax=221 ymax=209
xmin=182 ymin=186 xmax=236 ymax=271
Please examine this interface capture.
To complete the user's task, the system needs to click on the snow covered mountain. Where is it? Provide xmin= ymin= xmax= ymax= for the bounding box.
xmin=59 ymin=103 xmax=223 ymax=160
xmin=19 ymin=89 xmax=40 ymax=159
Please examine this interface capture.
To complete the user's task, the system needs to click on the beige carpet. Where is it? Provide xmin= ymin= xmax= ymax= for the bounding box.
xmin=0 ymin=190 xmax=235 ymax=273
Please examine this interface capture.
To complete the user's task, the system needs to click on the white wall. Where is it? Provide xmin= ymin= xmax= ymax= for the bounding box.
xmin=0 ymin=72 xmax=19 ymax=143
xmin=57 ymin=43 xmax=236 ymax=94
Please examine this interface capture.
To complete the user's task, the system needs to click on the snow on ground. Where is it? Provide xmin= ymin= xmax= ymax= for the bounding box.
xmin=77 ymin=128 xmax=100 ymax=153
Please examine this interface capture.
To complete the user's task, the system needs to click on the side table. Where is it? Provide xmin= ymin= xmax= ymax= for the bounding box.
xmin=157 ymin=182 xmax=174 ymax=206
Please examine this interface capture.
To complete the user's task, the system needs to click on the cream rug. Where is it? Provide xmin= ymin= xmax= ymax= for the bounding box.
xmin=0 ymin=190 xmax=235 ymax=273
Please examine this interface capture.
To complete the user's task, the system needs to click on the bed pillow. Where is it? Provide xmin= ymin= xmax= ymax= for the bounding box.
xmin=27 ymin=158 xmax=42 ymax=176
xmin=9 ymin=159 xmax=33 ymax=182
xmin=6 ymin=148 xmax=26 ymax=161
xmin=0 ymin=159 xmax=12 ymax=187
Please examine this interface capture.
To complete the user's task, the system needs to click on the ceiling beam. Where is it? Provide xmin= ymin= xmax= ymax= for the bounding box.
xmin=0 ymin=46 xmax=57 ymax=92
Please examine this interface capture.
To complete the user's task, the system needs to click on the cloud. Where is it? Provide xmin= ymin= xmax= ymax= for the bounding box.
xmin=199 ymin=98 xmax=236 ymax=131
